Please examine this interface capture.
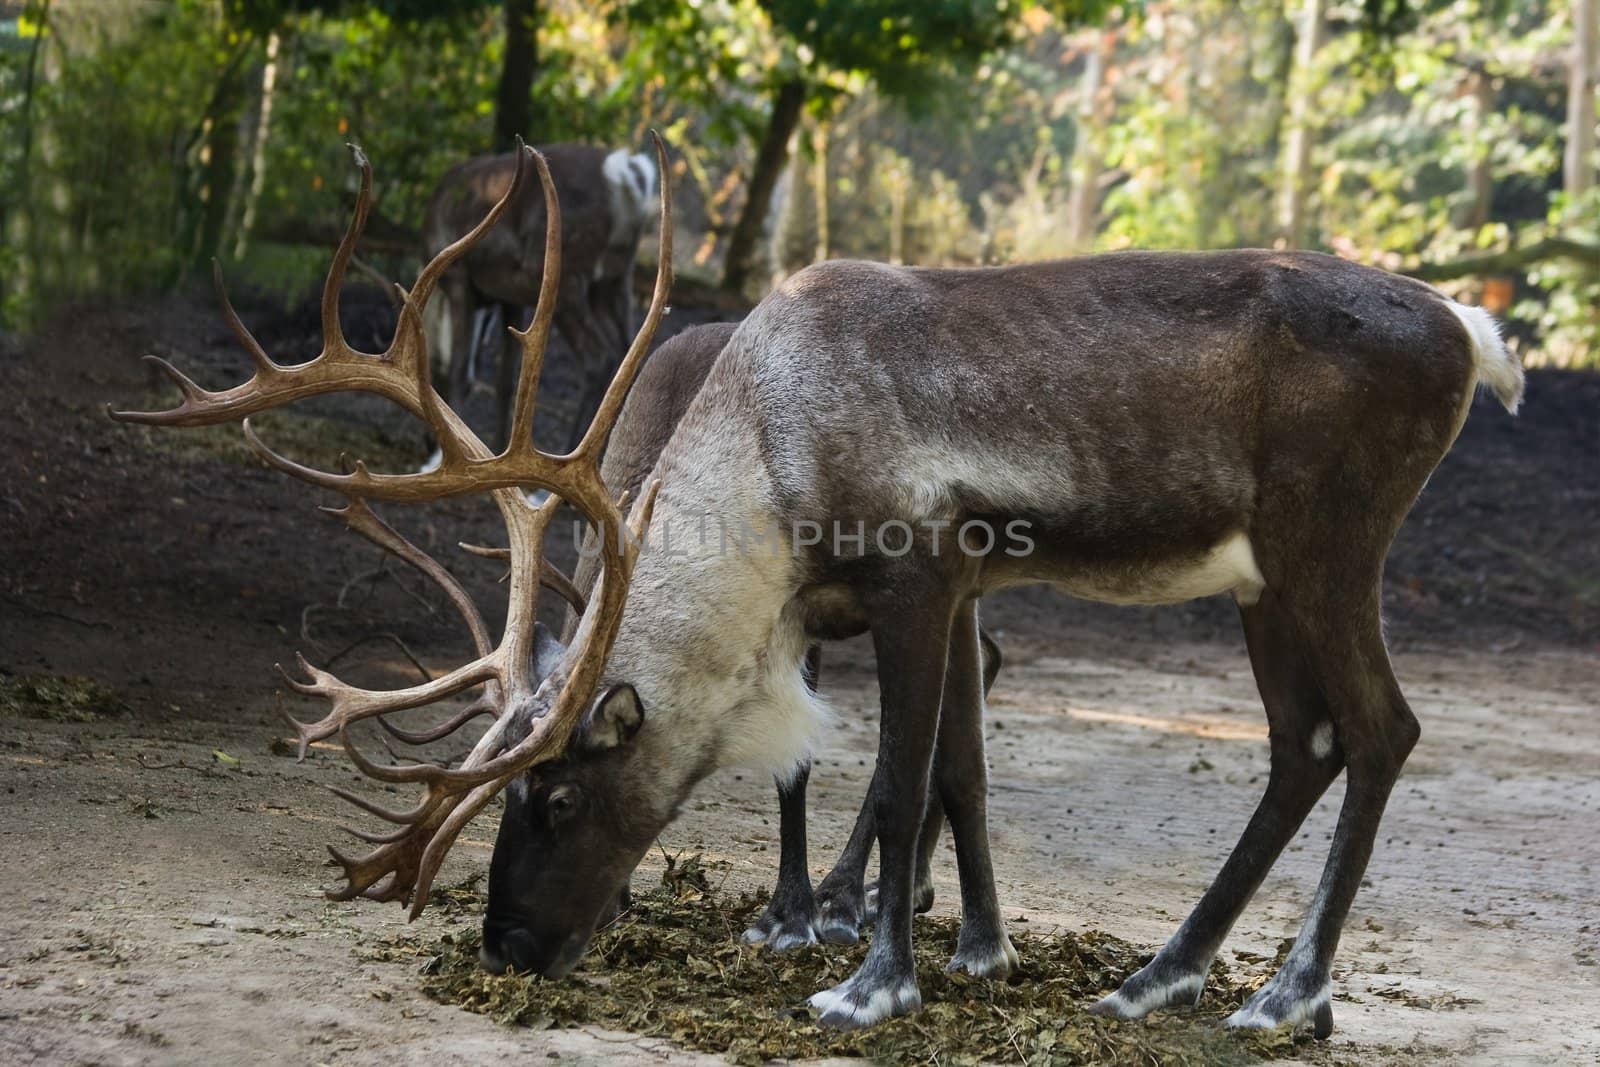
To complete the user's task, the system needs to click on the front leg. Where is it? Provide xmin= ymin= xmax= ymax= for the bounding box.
xmin=743 ymin=759 xmax=819 ymax=950
xmin=747 ymin=646 xmax=823 ymax=950
xmin=836 ymin=620 xmax=1003 ymax=933
xmin=936 ymin=603 xmax=1017 ymax=979
xmin=810 ymin=579 xmax=953 ymax=1029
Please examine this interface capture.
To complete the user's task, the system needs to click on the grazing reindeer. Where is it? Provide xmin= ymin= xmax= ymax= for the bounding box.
xmin=479 ymin=244 xmax=1520 ymax=1032
xmin=549 ymin=320 xmax=1004 ymax=950
xmin=422 ymin=141 xmax=657 ymax=461
xmin=114 ymin=138 xmax=1523 ymax=1039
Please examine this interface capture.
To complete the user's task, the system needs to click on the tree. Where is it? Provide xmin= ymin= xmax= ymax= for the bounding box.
xmin=1278 ymin=0 xmax=1326 ymax=247
xmin=623 ymin=0 xmax=1108 ymax=295
xmin=1065 ymin=26 xmax=1111 ymax=250
xmin=720 ymin=75 xmax=806 ymax=293
xmin=494 ymin=0 xmax=540 ymax=149
xmin=1567 ymin=0 xmax=1598 ymax=204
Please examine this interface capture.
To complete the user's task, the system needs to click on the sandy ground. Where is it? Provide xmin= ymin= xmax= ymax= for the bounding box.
xmin=2 ymin=294 xmax=1597 ymax=1064
xmin=3 ymin=626 xmax=1597 ymax=1065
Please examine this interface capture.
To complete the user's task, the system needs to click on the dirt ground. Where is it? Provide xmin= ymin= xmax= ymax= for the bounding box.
xmin=2 ymin=290 xmax=1597 ymax=1065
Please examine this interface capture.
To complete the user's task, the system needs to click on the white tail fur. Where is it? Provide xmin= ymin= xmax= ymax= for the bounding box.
xmin=603 ymin=149 xmax=659 ymax=244
xmin=1446 ymin=301 xmax=1524 ymax=414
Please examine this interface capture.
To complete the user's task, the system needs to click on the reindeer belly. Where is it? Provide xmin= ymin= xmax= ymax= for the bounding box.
xmin=1040 ymin=532 xmax=1265 ymax=607
xmin=957 ymin=460 xmax=1263 ymax=608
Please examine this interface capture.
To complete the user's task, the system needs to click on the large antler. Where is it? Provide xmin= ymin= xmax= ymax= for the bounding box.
xmin=110 ymin=135 xmax=674 ymax=917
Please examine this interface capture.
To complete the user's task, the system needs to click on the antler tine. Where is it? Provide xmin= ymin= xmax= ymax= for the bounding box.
xmin=505 ymin=147 xmax=562 ymax=456
xmin=121 ymin=138 xmax=683 ymax=917
xmin=341 ymin=822 xmax=420 ymax=846
xmin=103 ymin=355 xmax=210 ymax=425
xmin=538 ymin=558 xmax=588 ymax=614
xmin=573 ymin=130 xmax=674 ymax=459
xmin=375 ymin=697 xmax=495 ymax=746
xmin=108 ymin=151 xmax=429 ymax=429
xmin=327 ymin=839 xmax=421 ymax=902
xmin=319 ymin=499 xmax=496 ymax=663
xmin=329 ymin=785 xmax=443 ymax=827
xmin=457 ymin=542 xmax=587 ymax=613
xmin=323 ymin=144 xmax=375 ymax=356
xmin=409 ymin=775 xmax=510 ymax=917
xmin=213 ymin=260 xmax=277 ymax=374
xmin=276 ymin=651 xmax=501 ymax=757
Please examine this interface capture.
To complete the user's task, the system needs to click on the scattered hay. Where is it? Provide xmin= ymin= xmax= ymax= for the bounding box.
xmin=0 ymin=673 xmax=126 ymax=722
xmin=415 ymin=871 xmax=1327 ymax=1066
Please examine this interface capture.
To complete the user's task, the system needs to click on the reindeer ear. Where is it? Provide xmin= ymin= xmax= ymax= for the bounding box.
xmin=532 ymin=621 xmax=566 ymax=682
xmin=577 ymin=684 xmax=644 ymax=752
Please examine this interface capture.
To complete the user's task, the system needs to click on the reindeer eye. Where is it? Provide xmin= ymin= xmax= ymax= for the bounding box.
xmin=545 ymin=786 xmax=579 ymax=828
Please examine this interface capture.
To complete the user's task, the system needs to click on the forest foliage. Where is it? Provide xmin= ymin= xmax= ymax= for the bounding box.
xmin=1 ymin=0 xmax=1596 ymax=364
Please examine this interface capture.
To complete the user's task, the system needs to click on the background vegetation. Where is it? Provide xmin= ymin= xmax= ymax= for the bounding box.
xmin=1 ymin=0 xmax=1596 ymax=364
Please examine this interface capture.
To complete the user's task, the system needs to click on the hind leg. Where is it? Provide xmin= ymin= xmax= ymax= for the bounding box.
xmin=1092 ymin=586 xmax=1344 ymax=1021
xmin=421 ymin=278 xmax=477 ymax=471
xmin=493 ymin=301 xmax=538 ymax=453
xmin=1226 ymin=582 xmax=1417 ymax=1037
xmin=936 ymin=602 xmax=1016 ymax=978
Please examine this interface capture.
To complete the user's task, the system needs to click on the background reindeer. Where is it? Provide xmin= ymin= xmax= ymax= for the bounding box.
xmin=421 ymin=142 xmax=657 ymax=465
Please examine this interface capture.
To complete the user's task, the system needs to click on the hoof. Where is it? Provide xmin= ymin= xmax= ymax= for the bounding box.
xmin=947 ymin=931 xmax=1019 ymax=979
xmin=742 ymin=905 xmax=817 ymax=952
xmin=1224 ymin=974 xmax=1333 ymax=1039
xmin=814 ymin=881 xmax=864 ymax=945
xmin=1089 ymin=961 xmax=1206 ymax=1020
xmin=808 ymin=974 xmax=921 ymax=1030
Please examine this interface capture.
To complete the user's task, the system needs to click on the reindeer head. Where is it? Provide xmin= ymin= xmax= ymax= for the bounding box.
xmin=479 ymin=670 xmax=665 ymax=976
xmin=111 ymin=136 xmax=674 ymax=971
xmin=478 ymin=594 xmax=719 ymax=976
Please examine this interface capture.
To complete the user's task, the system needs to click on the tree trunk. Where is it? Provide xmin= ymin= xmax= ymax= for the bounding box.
xmin=1066 ymin=29 xmax=1108 ymax=251
xmin=193 ymin=57 xmax=251 ymax=269
xmin=3 ymin=0 xmax=52 ymax=320
xmin=887 ymin=159 xmax=907 ymax=265
xmin=1451 ymin=69 xmax=1495 ymax=234
xmin=1566 ymin=0 xmax=1598 ymax=205
xmin=721 ymin=78 xmax=807 ymax=295
xmin=494 ymin=0 xmax=540 ymax=151
xmin=812 ymin=120 xmax=830 ymax=263
xmin=233 ymin=31 xmax=282 ymax=261
xmin=1277 ymin=0 xmax=1325 ymax=247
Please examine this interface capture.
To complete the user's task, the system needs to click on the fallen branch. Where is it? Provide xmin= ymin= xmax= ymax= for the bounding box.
xmin=1407 ymin=235 xmax=1600 ymax=282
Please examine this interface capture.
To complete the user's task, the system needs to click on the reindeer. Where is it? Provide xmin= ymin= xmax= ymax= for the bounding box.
xmin=421 ymin=141 xmax=656 ymax=463
xmin=114 ymin=139 xmax=1523 ymax=1039
xmin=556 ymin=319 xmax=1004 ymax=949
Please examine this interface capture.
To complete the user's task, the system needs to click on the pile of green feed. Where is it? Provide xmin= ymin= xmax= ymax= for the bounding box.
xmin=403 ymin=863 xmax=1332 ymax=1066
